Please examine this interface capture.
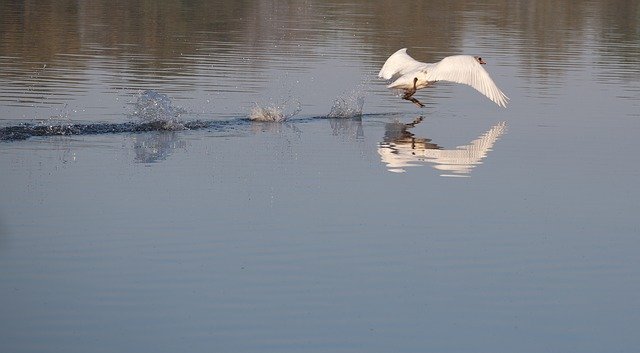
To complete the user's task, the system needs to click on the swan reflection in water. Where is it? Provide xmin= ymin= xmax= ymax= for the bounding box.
xmin=378 ymin=118 xmax=507 ymax=177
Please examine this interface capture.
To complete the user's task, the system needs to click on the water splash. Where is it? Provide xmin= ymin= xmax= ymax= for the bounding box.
xmin=248 ymin=100 xmax=302 ymax=122
xmin=327 ymin=86 xmax=366 ymax=118
xmin=130 ymin=90 xmax=185 ymax=130
xmin=249 ymin=104 xmax=287 ymax=122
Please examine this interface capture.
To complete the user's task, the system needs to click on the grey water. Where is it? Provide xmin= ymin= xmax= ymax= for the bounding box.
xmin=1 ymin=1 xmax=639 ymax=352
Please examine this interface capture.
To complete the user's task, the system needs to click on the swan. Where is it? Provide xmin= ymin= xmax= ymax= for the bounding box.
xmin=378 ymin=48 xmax=509 ymax=108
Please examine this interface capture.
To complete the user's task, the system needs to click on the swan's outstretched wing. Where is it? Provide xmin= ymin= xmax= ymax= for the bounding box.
xmin=424 ymin=55 xmax=509 ymax=107
xmin=378 ymin=48 xmax=426 ymax=80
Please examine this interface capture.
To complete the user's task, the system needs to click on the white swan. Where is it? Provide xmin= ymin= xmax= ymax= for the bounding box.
xmin=379 ymin=48 xmax=509 ymax=108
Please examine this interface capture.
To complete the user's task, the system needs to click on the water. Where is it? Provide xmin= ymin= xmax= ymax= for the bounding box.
xmin=1 ymin=1 xmax=639 ymax=352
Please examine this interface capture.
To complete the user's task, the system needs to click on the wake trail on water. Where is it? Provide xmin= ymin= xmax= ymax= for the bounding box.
xmin=1 ymin=88 xmax=369 ymax=141
xmin=0 ymin=90 xmax=240 ymax=141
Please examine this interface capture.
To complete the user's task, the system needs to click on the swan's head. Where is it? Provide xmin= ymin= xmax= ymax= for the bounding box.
xmin=474 ymin=56 xmax=486 ymax=65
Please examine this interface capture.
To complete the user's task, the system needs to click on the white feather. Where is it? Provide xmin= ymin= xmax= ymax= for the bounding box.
xmin=378 ymin=48 xmax=430 ymax=80
xmin=380 ymin=49 xmax=509 ymax=107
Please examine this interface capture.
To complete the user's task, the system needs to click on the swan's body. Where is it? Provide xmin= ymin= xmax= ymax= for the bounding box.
xmin=379 ymin=48 xmax=509 ymax=108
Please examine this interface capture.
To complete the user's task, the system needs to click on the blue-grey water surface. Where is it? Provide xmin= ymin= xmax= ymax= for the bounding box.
xmin=1 ymin=1 xmax=639 ymax=352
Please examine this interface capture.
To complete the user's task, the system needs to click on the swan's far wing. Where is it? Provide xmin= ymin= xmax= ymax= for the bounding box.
xmin=378 ymin=48 xmax=425 ymax=80
xmin=424 ymin=55 xmax=509 ymax=107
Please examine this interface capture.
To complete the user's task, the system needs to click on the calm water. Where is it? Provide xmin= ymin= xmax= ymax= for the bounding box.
xmin=1 ymin=1 xmax=640 ymax=352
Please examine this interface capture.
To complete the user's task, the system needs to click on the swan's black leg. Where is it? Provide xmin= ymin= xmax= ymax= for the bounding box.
xmin=402 ymin=77 xmax=425 ymax=108
xmin=404 ymin=96 xmax=425 ymax=108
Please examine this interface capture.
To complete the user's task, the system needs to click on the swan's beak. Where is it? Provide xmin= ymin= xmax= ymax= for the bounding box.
xmin=479 ymin=59 xmax=486 ymax=65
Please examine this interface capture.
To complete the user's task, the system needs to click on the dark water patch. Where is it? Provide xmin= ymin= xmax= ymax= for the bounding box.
xmin=0 ymin=119 xmax=247 ymax=142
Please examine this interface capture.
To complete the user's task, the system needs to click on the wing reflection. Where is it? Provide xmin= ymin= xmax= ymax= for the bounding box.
xmin=378 ymin=118 xmax=507 ymax=177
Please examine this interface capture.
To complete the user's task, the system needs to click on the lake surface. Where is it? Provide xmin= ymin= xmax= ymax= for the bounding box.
xmin=1 ymin=1 xmax=639 ymax=352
